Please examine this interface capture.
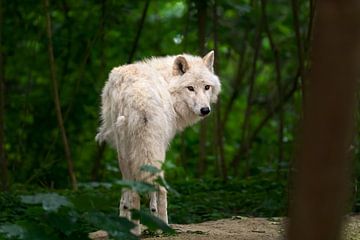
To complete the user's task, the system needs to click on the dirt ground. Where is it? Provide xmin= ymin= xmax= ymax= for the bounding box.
xmin=144 ymin=215 xmax=360 ymax=240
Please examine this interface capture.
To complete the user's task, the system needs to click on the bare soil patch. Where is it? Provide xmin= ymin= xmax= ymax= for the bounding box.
xmin=144 ymin=215 xmax=360 ymax=240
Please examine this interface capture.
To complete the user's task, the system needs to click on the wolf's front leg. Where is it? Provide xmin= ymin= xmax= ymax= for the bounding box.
xmin=149 ymin=191 xmax=158 ymax=217
xmin=129 ymin=190 xmax=141 ymax=236
xmin=119 ymin=189 xmax=131 ymax=219
xmin=157 ymin=186 xmax=168 ymax=224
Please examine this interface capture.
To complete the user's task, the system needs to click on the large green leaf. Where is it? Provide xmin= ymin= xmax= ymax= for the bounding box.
xmin=140 ymin=164 xmax=162 ymax=174
xmin=84 ymin=212 xmax=137 ymax=240
xmin=131 ymin=210 xmax=175 ymax=234
xmin=0 ymin=224 xmax=25 ymax=239
xmin=115 ymin=180 xmax=156 ymax=193
xmin=20 ymin=193 xmax=72 ymax=212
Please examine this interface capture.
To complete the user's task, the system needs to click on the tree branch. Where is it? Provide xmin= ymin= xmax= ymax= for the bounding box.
xmin=213 ymin=0 xmax=227 ymax=181
xmin=261 ymin=0 xmax=284 ymax=174
xmin=232 ymin=10 xmax=264 ymax=175
xmin=43 ymin=0 xmax=77 ymax=190
xmin=0 ymin=0 xmax=8 ymax=191
xmin=127 ymin=0 xmax=150 ymax=63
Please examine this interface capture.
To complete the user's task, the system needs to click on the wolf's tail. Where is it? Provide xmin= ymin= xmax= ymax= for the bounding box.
xmin=95 ymin=115 xmax=126 ymax=145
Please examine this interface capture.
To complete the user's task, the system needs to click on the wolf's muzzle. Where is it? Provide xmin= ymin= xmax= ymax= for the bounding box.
xmin=200 ymin=107 xmax=210 ymax=116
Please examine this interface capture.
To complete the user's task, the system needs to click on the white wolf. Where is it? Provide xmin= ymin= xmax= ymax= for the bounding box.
xmin=96 ymin=51 xmax=220 ymax=234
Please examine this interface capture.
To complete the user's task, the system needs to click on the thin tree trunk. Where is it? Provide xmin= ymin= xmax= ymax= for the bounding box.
xmin=182 ymin=0 xmax=191 ymax=52
xmin=91 ymin=0 xmax=107 ymax=181
xmin=212 ymin=0 xmax=227 ymax=181
xmin=291 ymin=0 xmax=306 ymax=108
xmin=0 ymin=0 xmax=8 ymax=191
xmin=232 ymin=69 xmax=300 ymax=173
xmin=222 ymin=31 xmax=249 ymax=127
xmin=127 ymin=0 xmax=150 ymax=64
xmin=196 ymin=0 xmax=207 ymax=177
xmin=305 ymin=0 xmax=316 ymax=55
xmin=179 ymin=0 xmax=191 ymax=168
xmin=60 ymin=0 xmax=71 ymax=86
xmin=288 ymin=1 xmax=360 ymax=239
xmin=232 ymin=13 xmax=264 ymax=176
xmin=43 ymin=0 xmax=77 ymax=190
xmin=261 ymin=0 xmax=284 ymax=176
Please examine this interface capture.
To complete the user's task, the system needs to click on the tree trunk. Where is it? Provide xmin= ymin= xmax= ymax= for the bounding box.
xmin=288 ymin=1 xmax=360 ymax=239
xmin=261 ymin=0 xmax=284 ymax=176
xmin=178 ymin=0 xmax=191 ymax=169
xmin=0 ymin=0 xmax=8 ymax=191
xmin=212 ymin=0 xmax=227 ymax=181
xmin=127 ymin=0 xmax=150 ymax=64
xmin=291 ymin=0 xmax=306 ymax=108
xmin=222 ymin=34 xmax=249 ymax=127
xmin=196 ymin=0 xmax=207 ymax=177
xmin=91 ymin=0 xmax=107 ymax=181
xmin=43 ymin=0 xmax=77 ymax=190
xmin=232 ymin=12 xmax=264 ymax=176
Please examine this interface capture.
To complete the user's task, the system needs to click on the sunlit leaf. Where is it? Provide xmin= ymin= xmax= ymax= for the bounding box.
xmin=20 ymin=193 xmax=72 ymax=212
xmin=115 ymin=180 xmax=156 ymax=193
xmin=140 ymin=164 xmax=162 ymax=174
xmin=131 ymin=210 xmax=175 ymax=234
xmin=84 ymin=212 xmax=137 ymax=240
xmin=0 ymin=224 xmax=25 ymax=239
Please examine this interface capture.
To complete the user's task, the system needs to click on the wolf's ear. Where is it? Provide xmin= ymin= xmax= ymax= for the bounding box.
xmin=203 ymin=50 xmax=214 ymax=72
xmin=173 ymin=56 xmax=189 ymax=76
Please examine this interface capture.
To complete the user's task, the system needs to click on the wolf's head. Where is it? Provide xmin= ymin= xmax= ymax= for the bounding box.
xmin=169 ymin=51 xmax=221 ymax=129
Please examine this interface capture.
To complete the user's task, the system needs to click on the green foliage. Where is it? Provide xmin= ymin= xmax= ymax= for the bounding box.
xmin=2 ymin=0 xmax=307 ymax=188
xmin=131 ymin=210 xmax=175 ymax=234
xmin=2 ymin=1 xmax=360 ymax=238
xmin=116 ymin=180 xmax=157 ymax=194
xmin=169 ymin=177 xmax=287 ymax=223
xmin=20 ymin=193 xmax=72 ymax=212
xmin=0 ymin=177 xmax=285 ymax=238
xmin=0 ymin=188 xmax=173 ymax=240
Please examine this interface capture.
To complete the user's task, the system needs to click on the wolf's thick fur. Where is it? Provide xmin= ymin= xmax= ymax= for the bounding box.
xmin=96 ymin=51 xmax=220 ymax=234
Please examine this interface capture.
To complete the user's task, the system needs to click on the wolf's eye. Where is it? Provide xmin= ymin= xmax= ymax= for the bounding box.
xmin=204 ymin=85 xmax=211 ymax=90
xmin=187 ymin=86 xmax=195 ymax=91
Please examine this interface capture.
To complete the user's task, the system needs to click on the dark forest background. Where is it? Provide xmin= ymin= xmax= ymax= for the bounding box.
xmin=0 ymin=0 xmax=359 ymax=239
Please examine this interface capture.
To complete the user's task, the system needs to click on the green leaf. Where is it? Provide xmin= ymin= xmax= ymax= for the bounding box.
xmin=84 ymin=212 xmax=137 ymax=240
xmin=156 ymin=177 xmax=180 ymax=197
xmin=20 ymin=193 xmax=72 ymax=212
xmin=0 ymin=224 xmax=25 ymax=239
xmin=131 ymin=210 xmax=175 ymax=234
xmin=140 ymin=164 xmax=162 ymax=174
xmin=115 ymin=180 xmax=156 ymax=193
xmin=20 ymin=220 xmax=60 ymax=240
xmin=46 ymin=209 xmax=79 ymax=236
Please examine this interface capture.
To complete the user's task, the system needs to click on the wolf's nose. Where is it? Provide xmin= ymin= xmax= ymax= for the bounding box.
xmin=200 ymin=107 xmax=210 ymax=116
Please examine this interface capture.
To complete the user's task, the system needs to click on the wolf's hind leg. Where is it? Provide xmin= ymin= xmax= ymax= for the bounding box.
xmin=149 ymin=191 xmax=158 ymax=217
xmin=119 ymin=189 xmax=131 ymax=219
xmin=129 ymin=190 xmax=141 ymax=236
xmin=157 ymin=186 xmax=168 ymax=224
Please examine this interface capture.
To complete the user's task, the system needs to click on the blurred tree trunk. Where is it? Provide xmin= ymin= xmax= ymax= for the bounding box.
xmin=92 ymin=0 xmax=107 ymax=181
xmin=261 ymin=0 xmax=284 ymax=176
xmin=288 ymin=1 xmax=360 ymax=239
xmin=0 ymin=0 xmax=8 ymax=191
xmin=178 ymin=0 xmax=191 ymax=169
xmin=127 ymin=0 xmax=150 ymax=63
xmin=291 ymin=0 xmax=306 ymax=108
xmin=212 ymin=0 xmax=227 ymax=181
xmin=60 ymin=0 xmax=71 ymax=85
xmin=196 ymin=0 xmax=207 ymax=177
xmin=232 ymin=70 xmax=300 ymax=176
xmin=232 ymin=11 xmax=264 ymax=176
xmin=222 ymin=33 xmax=249 ymax=127
xmin=44 ymin=0 xmax=77 ymax=190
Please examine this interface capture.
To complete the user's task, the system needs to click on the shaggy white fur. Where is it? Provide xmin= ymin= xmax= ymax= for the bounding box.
xmin=96 ymin=51 xmax=221 ymax=235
